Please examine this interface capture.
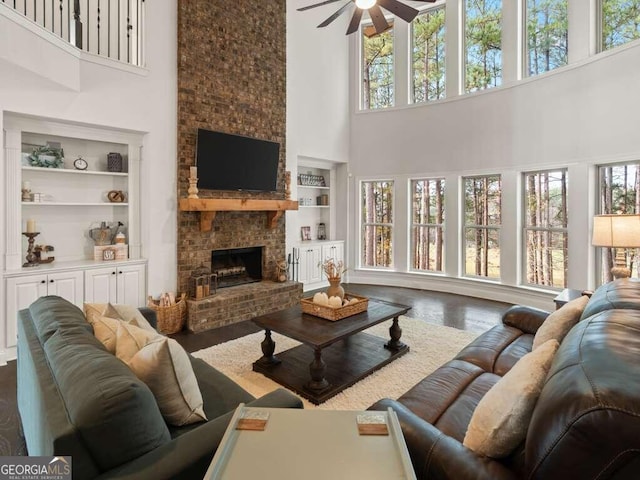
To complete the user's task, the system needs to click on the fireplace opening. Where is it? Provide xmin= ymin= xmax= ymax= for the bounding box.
xmin=211 ymin=247 xmax=263 ymax=288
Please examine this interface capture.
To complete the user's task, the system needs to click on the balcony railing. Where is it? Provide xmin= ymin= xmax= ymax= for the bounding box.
xmin=1 ymin=0 xmax=145 ymax=67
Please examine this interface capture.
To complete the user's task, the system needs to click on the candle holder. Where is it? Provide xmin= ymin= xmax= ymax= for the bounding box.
xmin=23 ymin=232 xmax=40 ymax=267
xmin=188 ymin=177 xmax=199 ymax=199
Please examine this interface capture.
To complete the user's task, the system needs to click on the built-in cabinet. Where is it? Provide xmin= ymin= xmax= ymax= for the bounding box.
xmin=297 ymin=240 xmax=344 ymax=291
xmin=2 ymin=114 xmax=147 ymax=364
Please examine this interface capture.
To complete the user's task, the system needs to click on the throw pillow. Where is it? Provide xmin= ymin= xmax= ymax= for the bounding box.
xmin=463 ymin=339 xmax=560 ymax=458
xmin=110 ymin=303 xmax=156 ymax=333
xmin=532 ymin=295 xmax=589 ymax=350
xmin=128 ymin=337 xmax=208 ymax=426
xmin=115 ymin=322 xmax=159 ymax=363
xmin=92 ymin=315 xmax=124 ymax=353
xmin=84 ymin=303 xmax=120 ymax=325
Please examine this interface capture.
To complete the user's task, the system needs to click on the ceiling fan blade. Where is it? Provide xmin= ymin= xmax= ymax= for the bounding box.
xmin=297 ymin=0 xmax=343 ymax=12
xmin=368 ymin=4 xmax=390 ymax=34
xmin=346 ymin=7 xmax=364 ymax=35
xmin=377 ymin=0 xmax=419 ymax=23
xmin=318 ymin=2 xmax=353 ymax=28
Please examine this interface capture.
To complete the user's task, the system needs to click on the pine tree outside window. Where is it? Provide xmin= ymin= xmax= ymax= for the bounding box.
xmin=464 ymin=0 xmax=502 ymax=93
xmin=362 ymin=24 xmax=394 ymax=109
xmin=526 ymin=0 xmax=568 ymax=76
xmin=600 ymin=0 xmax=640 ymax=52
xmin=597 ymin=162 xmax=640 ymax=284
xmin=412 ymin=6 xmax=446 ymax=103
xmin=361 ymin=180 xmax=394 ymax=268
xmin=523 ymin=169 xmax=568 ymax=289
xmin=411 ymin=179 xmax=445 ymax=272
xmin=463 ymin=175 xmax=501 ymax=279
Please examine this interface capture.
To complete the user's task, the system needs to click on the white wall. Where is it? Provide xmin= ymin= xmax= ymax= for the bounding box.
xmin=347 ymin=35 xmax=640 ymax=309
xmin=285 ymin=0 xmax=351 ymax=251
xmin=0 ymin=2 xmax=177 ymax=295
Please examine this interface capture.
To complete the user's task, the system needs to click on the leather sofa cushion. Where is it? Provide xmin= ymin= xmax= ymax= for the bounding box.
xmin=396 ymin=359 xmax=500 ymax=441
xmin=580 ymin=277 xmax=640 ymax=320
xmin=28 ymin=295 xmax=92 ymax=343
xmin=44 ymin=325 xmax=171 ymax=472
xmin=455 ymin=324 xmax=532 ymax=376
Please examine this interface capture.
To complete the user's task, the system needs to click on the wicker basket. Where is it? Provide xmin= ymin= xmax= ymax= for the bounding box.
xmin=147 ymin=293 xmax=187 ymax=334
xmin=300 ymin=294 xmax=369 ymax=321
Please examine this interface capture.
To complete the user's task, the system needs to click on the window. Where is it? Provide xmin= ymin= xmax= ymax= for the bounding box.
xmin=361 ymin=180 xmax=394 ymax=267
xmin=526 ymin=0 xmax=568 ymax=76
xmin=412 ymin=7 xmax=446 ymax=103
xmin=411 ymin=179 xmax=445 ymax=272
xmin=463 ymin=175 xmax=501 ymax=278
xmin=523 ymin=170 xmax=568 ymax=288
xmin=601 ymin=0 xmax=640 ymax=51
xmin=464 ymin=0 xmax=502 ymax=93
xmin=598 ymin=162 xmax=640 ymax=282
xmin=362 ymin=24 xmax=394 ymax=109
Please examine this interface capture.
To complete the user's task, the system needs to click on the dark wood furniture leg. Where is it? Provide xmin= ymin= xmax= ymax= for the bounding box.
xmin=306 ymin=348 xmax=329 ymax=391
xmin=385 ymin=316 xmax=406 ymax=351
xmin=256 ymin=329 xmax=281 ymax=366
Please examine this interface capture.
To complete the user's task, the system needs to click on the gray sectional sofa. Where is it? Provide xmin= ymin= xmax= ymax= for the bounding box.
xmin=17 ymin=295 xmax=303 ymax=480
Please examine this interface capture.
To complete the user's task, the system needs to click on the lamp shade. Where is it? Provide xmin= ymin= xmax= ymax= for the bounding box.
xmin=592 ymin=214 xmax=640 ymax=248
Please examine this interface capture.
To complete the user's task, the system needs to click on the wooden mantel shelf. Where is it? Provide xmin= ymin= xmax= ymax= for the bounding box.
xmin=179 ymin=198 xmax=299 ymax=232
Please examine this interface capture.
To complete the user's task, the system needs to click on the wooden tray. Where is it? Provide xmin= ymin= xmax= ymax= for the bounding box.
xmin=300 ymin=294 xmax=368 ymax=321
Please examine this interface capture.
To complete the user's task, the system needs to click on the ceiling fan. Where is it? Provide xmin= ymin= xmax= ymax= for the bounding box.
xmin=298 ymin=0 xmax=436 ymax=36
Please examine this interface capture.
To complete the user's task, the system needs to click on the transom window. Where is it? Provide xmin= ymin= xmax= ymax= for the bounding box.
xmin=411 ymin=6 xmax=446 ymax=103
xmin=463 ymin=175 xmax=501 ymax=279
xmin=362 ymin=24 xmax=394 ymax=110
xmin=410 ymin=178 xmax=445 ymax=272
xmin=361 ymin=180 xmax=394 ymax=268
xmin=526 ymin=0 xmax=568 ymax=76
xmin=600 ymin=0 xmax=640 ymax=51
xmin=523 ymin=169 xmax=568 ymax=288
xmin=464 ymin=0 xmax=503 ymax=93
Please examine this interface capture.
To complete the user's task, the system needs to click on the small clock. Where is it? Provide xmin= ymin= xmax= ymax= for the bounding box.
xmin=74 ymin=156 xmax=88 ymax=170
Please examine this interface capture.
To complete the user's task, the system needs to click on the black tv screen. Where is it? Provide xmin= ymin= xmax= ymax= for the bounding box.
xmin=196 ymin=129 xmax=280 ymax=192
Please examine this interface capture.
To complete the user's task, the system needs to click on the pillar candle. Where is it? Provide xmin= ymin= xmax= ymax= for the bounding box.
xmin=190 ymin=166 xmax=197 ymax=179
xmin=26 ymin=219 xmax=36 ymax=233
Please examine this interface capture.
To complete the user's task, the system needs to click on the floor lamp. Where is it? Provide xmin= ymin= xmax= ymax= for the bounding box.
xmin=592 ymin=214 xmax=640 ymax=279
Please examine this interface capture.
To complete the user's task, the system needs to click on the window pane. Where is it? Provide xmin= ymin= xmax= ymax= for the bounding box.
xmin=412 ymin=7 xmax=446 ymax=103
xmin=525 ymin=231 xmax=567 ymax=287
xmin=524 ymin=170 xmax=568 ymax=228
xmin=526 ymin=0 xmax=568 ymax=76
xmin=362 ymin=26 xmax=394 ymax=109
xmin=465 ymin=0 xmax=502 ymax=93
xmin=602 ymin=0 xmax=640 ymax=51
xmin=464 ymin=176 xmax=502 ymax=226
xmin=412 ymin=226 xmax=445 ymax=271
xmin=362 ymin=181 xmax=394 ymax=268
xmin=362 ymin=181 xmax=393 ymax=224
xmin=362 ymin=225 xmax=393 ymax=267
xmin=464 ymin=227 xmax=500 ymax=278
xmin=598 ymin=162 xmax=640 ymax=284
xmin=411 ymin=178 xmax=445 ymax=272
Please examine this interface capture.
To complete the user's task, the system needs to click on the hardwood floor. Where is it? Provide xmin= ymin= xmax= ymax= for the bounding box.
xmin=0 ymin=284 xmax=514 ymax=456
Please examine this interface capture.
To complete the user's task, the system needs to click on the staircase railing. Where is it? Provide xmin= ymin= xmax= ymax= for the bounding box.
xmin=1 ymin=0 xmax=145 ymax=67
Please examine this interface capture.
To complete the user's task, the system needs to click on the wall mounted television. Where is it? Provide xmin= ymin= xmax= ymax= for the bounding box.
xmin=196 ymin=129 xmax=280 ymax=192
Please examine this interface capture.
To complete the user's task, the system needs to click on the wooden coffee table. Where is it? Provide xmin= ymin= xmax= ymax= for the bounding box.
xmin=252 ymin=299 xmax=411 ymax=404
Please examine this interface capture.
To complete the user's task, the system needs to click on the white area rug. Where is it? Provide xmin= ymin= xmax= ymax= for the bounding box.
xmin=192 ymin=316 xmax=478 ymax=410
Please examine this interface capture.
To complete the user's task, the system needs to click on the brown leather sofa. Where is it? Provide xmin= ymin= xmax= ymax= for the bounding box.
xmin=370 ymin=279 xmax=640 ymax=479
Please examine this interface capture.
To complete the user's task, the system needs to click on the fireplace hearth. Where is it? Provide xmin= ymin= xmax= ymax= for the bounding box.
xmin=212 ymin=246 xmax=263 ymax=288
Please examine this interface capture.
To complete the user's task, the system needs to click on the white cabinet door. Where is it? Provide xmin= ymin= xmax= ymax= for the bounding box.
xmin=320 ymin=242 xmax=345 ymax=280
xmin=299 ymin=246 xmax=322 ymax=285
xmin=48 ymin=271 xmax=84 ymax=308
xmin=116 ymin=264 xmax=146 ymax=307
xmin=84 ymin=267 xmax=118 ymax=304
xmin=6 ymin=275 xmax=48 ymax=348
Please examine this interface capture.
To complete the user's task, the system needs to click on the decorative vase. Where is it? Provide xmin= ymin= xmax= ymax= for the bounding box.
xmin=326 ymin=278 xmax=344 ymax=300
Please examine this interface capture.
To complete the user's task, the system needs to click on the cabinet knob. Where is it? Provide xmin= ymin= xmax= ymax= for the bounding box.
xmin=119 ymin=271 xmax=123 ymax=275
xmin=49 ymin=279 xmax=54 ymax=283
xmin=112 ymin=271 xmax=116 ymax=275
xmin=41 ymin=280 xmax=46 ymax=284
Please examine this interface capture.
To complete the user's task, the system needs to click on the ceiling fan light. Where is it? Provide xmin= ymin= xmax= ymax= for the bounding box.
xmin=355 ymin=0 xmax=377 ymax=9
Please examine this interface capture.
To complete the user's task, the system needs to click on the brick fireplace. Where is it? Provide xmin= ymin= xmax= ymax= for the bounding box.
xmin=177 ymin=0 xmax=301 ymax=332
